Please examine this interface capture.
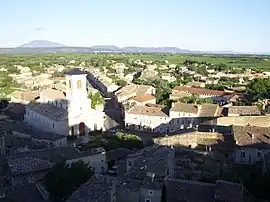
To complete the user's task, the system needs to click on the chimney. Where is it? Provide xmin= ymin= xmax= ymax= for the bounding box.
xmin=252 ymin=134 xmax=255 ymax=140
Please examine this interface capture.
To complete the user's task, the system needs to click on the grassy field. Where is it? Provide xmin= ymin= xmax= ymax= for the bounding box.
xmin=0 ymin=53 xmax=270 ymax=70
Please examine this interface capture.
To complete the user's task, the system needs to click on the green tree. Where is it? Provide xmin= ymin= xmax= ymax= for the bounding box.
xmin=45 ymin=161 xmax=94 ymax=201
xmin=178 ymin=95 xmax=213 ymax=104
xmin=115 ymin=132 xmax=144 ymax=150
xmin=115 ymin=79 xmax=127 ymax=86
xmin=88 ymin=92 xmax=105 ymax=109
xmin=247 ymin=78 xmax=270 ymax=101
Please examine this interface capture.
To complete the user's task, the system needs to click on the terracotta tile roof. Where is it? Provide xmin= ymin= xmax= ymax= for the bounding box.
xmin=116 ymin=84 xmax=154 ymax=100
xmin=216 ymin=116 xmax=270 ymax=127
xmin=172 ymin=86 xmax=230 ymax=96
xmin=130 ymin=94 xmax=156 ymax=103
xmin=165 ymin=177 xmax=215 ymax=202
xmin=170 ymin=103 xmax=219 ymax=117
xmin=26 ymin=103 xmax=68 ymax=121
xmin=170 ymin=103 xmax=198 ymax=114
xmin=199 ymin=104 xmax=219 ymax=117
xmin=9 ymin=90 xmax=38 ymax=102
xmin=165 ymin=177 xmax=254 ymax=202
xmin=39 ymin=88 xmax=66 ymax=100
xmin=126 ymin=105 xmax=169 ymax=117
xmin=232 ymin=125 xmax=270 ymax=148
xmin=228 ymin=106 xmax=261 ymax=116
xmin=66 ymin=175 xmax=115 ymax=202
xmin=8 ymin=157 xmax=52 ymax=176
xmin=215 ymin=180 xmax=254 ymax=202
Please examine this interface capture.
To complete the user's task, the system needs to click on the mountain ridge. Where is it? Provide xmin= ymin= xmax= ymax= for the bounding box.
xmin=0 ymin=40 xmax=267 ymax=55
xmin=19 ymin=40 xmax=66 ymax=48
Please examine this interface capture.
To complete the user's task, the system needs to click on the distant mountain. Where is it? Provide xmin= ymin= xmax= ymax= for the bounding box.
xmin=0 ymin=40 xmax=266 ymax=55
xmin=19 ymin=40 xmax=66 ymax=48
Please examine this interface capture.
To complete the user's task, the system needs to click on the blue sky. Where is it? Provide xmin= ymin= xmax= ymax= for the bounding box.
xmin=0 ymin=0 xmax=269 ymax=52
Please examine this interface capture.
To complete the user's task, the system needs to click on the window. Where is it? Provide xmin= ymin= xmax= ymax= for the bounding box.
xmin=128 ymin=161 xmax=132 ymax=166
xmin=241 ymin=151 xmax=245 ymax=158
xmin=77 ymin=80 xmax=82 ymax=89
xmin=148 ymin=190 xmax=154 ymax=196
xmin=52 ymin=123 xmax=55 ymax=129
xmin=145 ymin=199 xmax=151 ymax=202
xmin=69 ymin=80 xmax=72 ymax=88
xmin=257 ymin=152 xmax=261 ymax=158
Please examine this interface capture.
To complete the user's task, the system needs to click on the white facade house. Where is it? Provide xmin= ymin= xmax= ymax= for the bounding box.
xmin=125 ymin=105 xmax=170 ymax=133
xmin=24 ymin=68 xmax=114 ymax=136
xmin=125 ymin=103 xmax=219 ymax=133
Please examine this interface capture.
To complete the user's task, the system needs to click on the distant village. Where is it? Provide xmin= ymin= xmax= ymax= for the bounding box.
xmin=1 ymin=56 xmax=270 ymax=201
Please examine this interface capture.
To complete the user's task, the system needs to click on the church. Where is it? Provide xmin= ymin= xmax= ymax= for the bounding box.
xmin=24 ymin=68 xmax=116 ymax=136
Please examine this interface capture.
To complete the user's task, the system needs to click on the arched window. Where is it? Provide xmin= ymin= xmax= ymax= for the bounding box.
xmin=77 ymin=80 xmax=82 ymax=89
xmin=69 ymin=80 xmax=72 ymax=88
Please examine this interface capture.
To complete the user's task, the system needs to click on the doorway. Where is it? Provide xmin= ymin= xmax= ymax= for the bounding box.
xmin=79 ymin=122 xmax=86 ymax=135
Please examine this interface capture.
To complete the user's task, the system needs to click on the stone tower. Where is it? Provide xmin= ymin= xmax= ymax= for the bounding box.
xmin=65 ymin=68 xmax=90 ymax=115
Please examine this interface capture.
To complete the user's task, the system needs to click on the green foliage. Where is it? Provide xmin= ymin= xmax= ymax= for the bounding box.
xmin=45 ymin=161 xmax=94 ymax=201
xmin=205 ymin=83 xmax=226 ymax=91
xmin=247 ymin=78 xmax=270 ymax=101
xmin=178 ymin=95 xmax=213 ymax=104
xmin=88 ymin=92 xmax=104 ymax=109
xmin=0 ymin=53 xmax=270 ymax=72
xmin=114 ymin=79 xmax=127 ymax=86
xmin=88 ymin=132 xmax=144 ymax=151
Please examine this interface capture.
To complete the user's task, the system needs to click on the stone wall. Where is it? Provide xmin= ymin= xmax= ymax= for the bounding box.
xmin=154 ymin=132 xmax=224 ymax=148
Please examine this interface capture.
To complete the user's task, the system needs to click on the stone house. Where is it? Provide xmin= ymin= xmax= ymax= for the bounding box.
xmin=116 ymin=145 xmax=174 ymax=202
xmin=4 ymin=122 xmax=68 ymax=147
xmin=7 ymin=157 xmax=52 ymax=185
xmin=66 ymin=175 xmax=116 ymax=202
xmin=8 ymin=147 xmax=108 ymax=174
xmin=115 ymin=84 xmax=156 ymax=103
xmin=164 ymin=176 xmax=254 ymax=202
xmin=125 ymin=104 xmax=170 ymax=133
xmin=227 ymin=106 xmax=261 ymax=116
xmin=8 ymin=91 xmax=39 ymax=104
xmin=125 ymin=102 xmax=220 ymax=133
xmin=232 ymin=125 xmax=270 ymax=165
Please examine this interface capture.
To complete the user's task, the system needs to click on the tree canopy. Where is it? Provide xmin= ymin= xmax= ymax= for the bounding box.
xmin=178 ymin=95 xmax=213 ymax=104
xmin=88 ymin=132 xmax=144 ymax=151
xmin=247 ymin=78 xmax=270 ymax=101
xmin=45 ymin=161 xmax=94 ymax=201
xmin=88 ymin=92 xmax=105 ymax=109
